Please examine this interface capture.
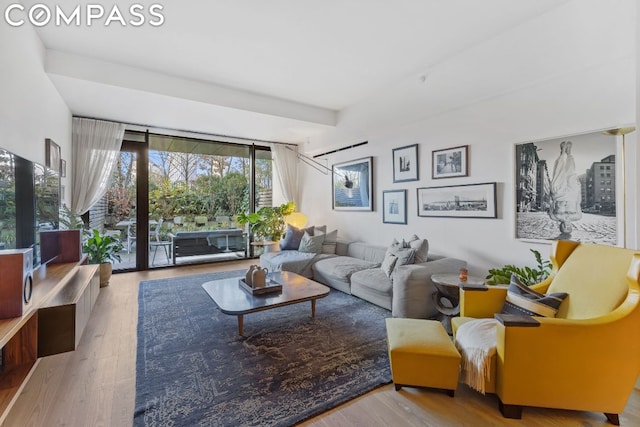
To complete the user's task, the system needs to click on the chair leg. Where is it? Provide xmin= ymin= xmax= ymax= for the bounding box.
xmin=604 ymin=413 xmax=620 ymax=425
xmin=498 ymin=400 xmax=522 ymax=419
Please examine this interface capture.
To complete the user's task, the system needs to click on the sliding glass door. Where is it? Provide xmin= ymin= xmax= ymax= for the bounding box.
xmin=100 ymin=131 xmax=273 ymax=271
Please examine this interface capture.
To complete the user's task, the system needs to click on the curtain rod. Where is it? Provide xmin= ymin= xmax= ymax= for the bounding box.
xmin=312 ymin=141 xmax=368 ymax=158
xmin=73 ymin=115 xmax=298 ymax=147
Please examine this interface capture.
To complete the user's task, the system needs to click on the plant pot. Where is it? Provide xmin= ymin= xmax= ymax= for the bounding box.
xmin=99 ymin=262 xmax=113 ymax=287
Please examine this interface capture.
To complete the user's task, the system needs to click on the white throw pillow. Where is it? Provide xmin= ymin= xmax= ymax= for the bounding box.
xmin=298 ymin=232 xmax=324 ymax=254
xmin=321 ymin=229 xmax=338 ymax=254
xmin=381 ymin=253 xmax=398 ymax=277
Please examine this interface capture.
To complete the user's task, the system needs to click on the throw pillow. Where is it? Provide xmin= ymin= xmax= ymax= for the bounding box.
xmin=381 ymin=253 xmax=398 ymax=277
xmin=501 ymin=274 xmax=568 ymax=317
xmin=386 ymin=246 xmax=416 ymax=267
xmin=280 ymin=225 xmax=314 ymax=250
xmin=408 ymin=234 xmax=429 ymax=264
xmin=298 ymin=232 xmax=324 ymax=254
xmin=321 ymin=229 xmax=338 ymax=254
xmin=314 ymin=225 xmax=327 ymax=236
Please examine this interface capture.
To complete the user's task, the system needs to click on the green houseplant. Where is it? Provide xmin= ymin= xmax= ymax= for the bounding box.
xmin=485 ymin=249 xmax=552 ymax=286
xmin=83 ymin=229 xmax=124 ymax=286
xmin=236 ymin=202 xmax=295 ymax=241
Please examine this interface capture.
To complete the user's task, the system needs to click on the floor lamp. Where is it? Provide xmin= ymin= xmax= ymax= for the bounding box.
xmin=602 ymin=126 xmax=636 ymax=248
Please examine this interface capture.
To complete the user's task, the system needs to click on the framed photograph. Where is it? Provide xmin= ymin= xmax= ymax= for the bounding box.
xmin=417 ymin=182 xmax=497 ymax=218
xmin=515 ymin=130 xmax=620 ymax=245
xmin=432 ymin=145 xmax=468 ymax=179
xmin=392 ymin=144 xmax=419 ymax=182
xmin=45 ymin=138 xmax=61 ymax=174
xmin=332 ymin=157 xmax=373 ymax=211
xmin=61 ymin=159 xmax=67 ymax=178
xmin=382 ymin=190 xmax=407 ymax=224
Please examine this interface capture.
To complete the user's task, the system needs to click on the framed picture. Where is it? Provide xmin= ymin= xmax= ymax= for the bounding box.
xmin=417 ymin=182 xmax=497 ymax=218
xmin=45 ymin=138 xmax=61 ymax=174
xmin=392 ymin=144 xmax=419 ymax=182
xmin=515 ymin=130 xmax=620 ymax=245
xmin=332 ymin=157 xmax=373 ymax=211
xmin=61 ymin=159 xmax=67 ymax=178
xmin=382 ymin=189 xmax=407 ymax=224
xmin=432 ymin=145 xmax=468 ymax=179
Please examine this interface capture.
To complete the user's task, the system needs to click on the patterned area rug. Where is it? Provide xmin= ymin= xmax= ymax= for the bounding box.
xmin=134 ymin=270 xmax=392 ymax=426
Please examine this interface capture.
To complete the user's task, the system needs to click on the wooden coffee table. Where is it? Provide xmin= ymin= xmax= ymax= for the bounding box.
xmin=202 ymin=271 xmax=330 ymax=335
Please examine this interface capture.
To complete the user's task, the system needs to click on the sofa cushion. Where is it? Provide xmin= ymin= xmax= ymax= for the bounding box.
xmin=346 ymin=242 xmax=387 ymax=264
xmin=501 ymin=275 xmax=567 ymax=317
xmin=313 ymin=256 xmax=380 ymax=283
xmin=280 ymin=225 xmax=314 ymax=250
xmin=298 ymin=232 xmax=324 ymax=254
xmin=351 ymin=268 xmax=392 ymax=310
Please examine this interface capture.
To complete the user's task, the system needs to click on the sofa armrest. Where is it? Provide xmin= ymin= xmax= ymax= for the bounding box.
xmin=391 ymin=257 xmax=467 ymax=319
xmin=460 ymin=285 xmax=507 ymax=318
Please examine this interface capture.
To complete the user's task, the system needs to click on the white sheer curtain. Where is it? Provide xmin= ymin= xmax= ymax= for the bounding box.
xmin=71 ymin=118 xmax=125 ymax=214
xmin=271 ymin=144 xmax=300 ymax=208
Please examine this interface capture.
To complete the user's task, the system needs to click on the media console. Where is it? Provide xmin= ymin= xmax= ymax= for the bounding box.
xmin=0 ymin=230 xmax=99 ymax=424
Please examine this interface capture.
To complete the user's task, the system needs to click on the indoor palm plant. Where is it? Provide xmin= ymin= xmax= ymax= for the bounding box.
xmin=83 ymin=229 xmax=124 ymax=286
xmin=485 ymin=249 xmax=551 ymax=286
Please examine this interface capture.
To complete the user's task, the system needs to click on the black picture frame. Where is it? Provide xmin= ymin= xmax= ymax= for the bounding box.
xmin=392 ymin=144 xmax=419 ymax=182
xmin=417 ymin=182 xmax=497 ymax=218
xmin=382 ymin=189 xmax=407 ymax=224
xmin=432 ymin=145 xmax=469 ymax=179
xmin=45 ymin=138 xmax=61 ymax=174
xmin=332 ymin=157 xmax=373 ymax=211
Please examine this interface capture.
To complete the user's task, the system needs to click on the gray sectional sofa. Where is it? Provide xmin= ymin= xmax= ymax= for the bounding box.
xmin=260 ymin=240 xmax=466 ymax=319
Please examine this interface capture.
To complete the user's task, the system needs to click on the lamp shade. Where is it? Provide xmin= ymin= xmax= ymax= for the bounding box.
xmin=285 ymin=212 xmax=308 ymax=228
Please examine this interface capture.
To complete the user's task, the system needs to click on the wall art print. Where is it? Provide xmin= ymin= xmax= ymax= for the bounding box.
xmin=515 ymin=130 xmax=619 ymax=245
xmin=417 ymin=182 xmax=496 ymax=218
xmin=382 ymin=189 xmax=407 ymax=224
xmin=45 ymin=138 xmax=61 ymax=174
xmin=392 ymin=144 xmax=418 ymax=182
xmin=332 ymin=157 xmax=373 ymax=211
xmin=432 ymin=145 xmax=468 ymax=179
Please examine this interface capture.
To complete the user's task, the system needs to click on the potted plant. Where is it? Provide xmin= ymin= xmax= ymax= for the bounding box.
xmin=83 ymin=229 xmax=124 ymax=286
xmin=485 ymin=249 xmax=551 ymax=286
xmin=236 ymin=202 xmax=295 ymax=241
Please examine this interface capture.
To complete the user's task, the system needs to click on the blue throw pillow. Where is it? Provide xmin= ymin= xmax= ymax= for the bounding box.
xmin=280 ymin=225 xmax=314 ymax=250
xmin=501 ymin=274 xmax=568 ymax=317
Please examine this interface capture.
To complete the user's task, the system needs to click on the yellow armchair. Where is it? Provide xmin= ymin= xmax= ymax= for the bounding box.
xmin=455 ymin=240 xmax=640 ymax=425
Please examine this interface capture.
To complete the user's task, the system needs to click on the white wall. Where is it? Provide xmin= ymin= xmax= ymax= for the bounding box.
xmin=0 ymin=24 xmax=72 ymax=205
xmin=300 ymin=0 xmax=637 ymax=276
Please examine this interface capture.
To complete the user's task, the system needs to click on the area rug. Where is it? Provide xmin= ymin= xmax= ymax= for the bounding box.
xmin=134 ymin=270 xmax=392 ymax=426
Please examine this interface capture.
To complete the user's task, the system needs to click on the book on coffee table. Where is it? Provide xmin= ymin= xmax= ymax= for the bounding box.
xmin=238 ymin=279 xmax=282 ymax=295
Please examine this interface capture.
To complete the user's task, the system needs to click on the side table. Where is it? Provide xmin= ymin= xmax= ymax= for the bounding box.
xmin=431 ymin=273 xmax=485 ymax=335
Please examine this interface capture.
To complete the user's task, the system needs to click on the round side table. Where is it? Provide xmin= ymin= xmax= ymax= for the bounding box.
xmin=431 ymin=273 xmax=485 ymax=335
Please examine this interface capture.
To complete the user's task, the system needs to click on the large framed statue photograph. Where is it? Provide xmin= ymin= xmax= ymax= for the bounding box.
xmin=515 ymin=130 xmax=620 ymax=245
xmin=332 ymin=157 xmax=373 ymax=211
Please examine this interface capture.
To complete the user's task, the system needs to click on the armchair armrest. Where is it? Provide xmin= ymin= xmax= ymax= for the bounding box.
xmin=494 ymin=313 xmax=540 ymax=327
xmin=460 ymin=285 xmax=508 ymax=318
xmin=391 ymin=257 xmax=466 ymax=318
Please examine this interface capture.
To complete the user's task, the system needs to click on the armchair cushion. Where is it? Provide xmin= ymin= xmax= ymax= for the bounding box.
xmin=501 ymin=275 xmax=568 ymax=317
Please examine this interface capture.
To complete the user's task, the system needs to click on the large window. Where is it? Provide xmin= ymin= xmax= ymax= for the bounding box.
xmin=101 ymin=131 xmax=273 ymax=271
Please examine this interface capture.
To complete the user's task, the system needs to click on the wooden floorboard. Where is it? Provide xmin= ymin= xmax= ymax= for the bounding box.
xmin=3 ymin=259 xmax=640 ymax=426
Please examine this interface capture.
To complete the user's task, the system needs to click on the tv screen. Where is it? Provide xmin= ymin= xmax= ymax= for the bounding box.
xmin=0 ymin=146 xmax=60 ymax=266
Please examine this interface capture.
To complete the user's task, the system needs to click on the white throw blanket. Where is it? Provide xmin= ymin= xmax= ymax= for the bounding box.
xmin=455 ymin=319 xmax=497 ymax=394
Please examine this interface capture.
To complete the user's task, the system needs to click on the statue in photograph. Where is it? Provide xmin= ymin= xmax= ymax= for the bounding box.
xmin=549 ymin=140 xmax=582 ymax=233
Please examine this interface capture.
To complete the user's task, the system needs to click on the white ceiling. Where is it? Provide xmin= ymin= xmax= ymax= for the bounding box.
xmin=35 ymin=0 xmax=569 ymax=143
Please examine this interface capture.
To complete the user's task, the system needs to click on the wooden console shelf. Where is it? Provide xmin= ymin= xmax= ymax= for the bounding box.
xmin=38 ymin=264 xmax=100 ymax=356
xmin=0 ymin=256 xmax=91 ymax=424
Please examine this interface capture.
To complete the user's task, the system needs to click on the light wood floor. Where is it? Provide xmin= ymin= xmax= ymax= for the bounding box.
xmin=4 ymin=260 xmax=640 ymax=427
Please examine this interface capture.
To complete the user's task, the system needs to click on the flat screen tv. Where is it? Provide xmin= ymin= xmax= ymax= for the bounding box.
xmin=0 ymin=146 xmax=60 ymax=266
